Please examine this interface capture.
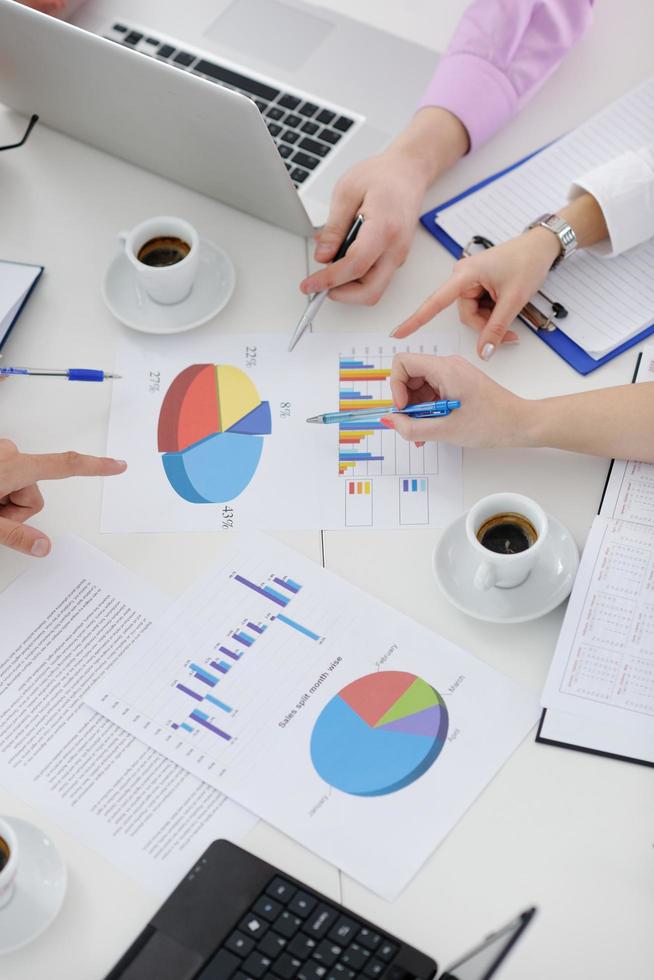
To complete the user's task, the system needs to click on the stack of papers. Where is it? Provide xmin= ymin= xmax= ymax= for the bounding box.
xmin=538 ymin=347 xmax=654 ymax=765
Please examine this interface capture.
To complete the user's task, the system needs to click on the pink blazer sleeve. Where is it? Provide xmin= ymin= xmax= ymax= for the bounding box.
xmin=420 ymin=0 xmax=594 ymax=151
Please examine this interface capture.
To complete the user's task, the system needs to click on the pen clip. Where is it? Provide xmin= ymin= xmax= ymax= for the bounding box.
xmin=462 ymin=236 xmax=567 ymax=333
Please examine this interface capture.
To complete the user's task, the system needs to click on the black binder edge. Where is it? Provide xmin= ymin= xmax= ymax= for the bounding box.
xmin=536 ymin=351 xmax=652 ymax=767
xmin=0 ymin=259 xmax=45 ymax=351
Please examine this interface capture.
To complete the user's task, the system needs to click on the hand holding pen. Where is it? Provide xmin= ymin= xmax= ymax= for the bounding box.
xmin=386 ymin=353 xmax=526 ymax=449
xmin=289 ymin=214 xmax=364 ymax=351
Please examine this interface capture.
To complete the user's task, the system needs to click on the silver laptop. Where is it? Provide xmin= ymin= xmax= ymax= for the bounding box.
xmin=0 ymin=0 xmax=438 ymax=235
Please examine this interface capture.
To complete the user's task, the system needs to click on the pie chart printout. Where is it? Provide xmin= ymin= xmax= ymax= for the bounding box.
xmin=310 ymin=671 xmax=449 ymax=796
xmin=157 ymin=364 xmax=272 ymax=503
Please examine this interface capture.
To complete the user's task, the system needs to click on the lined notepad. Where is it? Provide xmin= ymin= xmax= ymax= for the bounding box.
xmin=0 ymin=259 xmax=43 ymax=348
xmin=538 ymin=348 xmax=654 ymax=765
xmin=437 ymin=76 xmax=654 ymax=358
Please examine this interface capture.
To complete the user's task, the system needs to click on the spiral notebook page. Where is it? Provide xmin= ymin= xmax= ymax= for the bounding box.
xmin=437 ymin=75 xmax=654 ymax=358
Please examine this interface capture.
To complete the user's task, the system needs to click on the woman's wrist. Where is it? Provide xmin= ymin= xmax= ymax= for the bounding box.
xmin=522 ymin=226 xmax=564 ymax=269
xmin=386 ymin=107 xmax=470 ymax=189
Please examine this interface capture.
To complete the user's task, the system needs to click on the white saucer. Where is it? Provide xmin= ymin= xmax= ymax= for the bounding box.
xmin=0 ymin=818 xmax=67 ymax=955
xmin=102 ymin=238 xmax=236 ymax=334
xmin=433 ymin=514 xmax=580 ymax=624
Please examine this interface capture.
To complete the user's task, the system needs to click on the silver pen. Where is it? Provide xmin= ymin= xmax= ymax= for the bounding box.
xmin=289 ymin=214 xmax=364 ymax=352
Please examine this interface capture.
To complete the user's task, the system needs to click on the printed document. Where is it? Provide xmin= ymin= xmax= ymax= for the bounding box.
xmin=101 ymin=331 xmax=462 ymax=533
xmin=0 ymin=537 xmax=257 ymax=896
xmin=86 ymin=532 xmax=539 ymax=900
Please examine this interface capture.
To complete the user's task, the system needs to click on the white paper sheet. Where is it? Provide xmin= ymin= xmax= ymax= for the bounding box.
xmin=86 ymin=532 xmax=539 ymax=900
xmin=0 ymin=536 xmax=257 ymax=897
xmin=541 ymin=516 xmax=654 ymax=758
xmin=101 ymin=331 xmax=462 ymax=533
xmin=600 ymin=346 xmax=654 ymax=525
xmin=436 ymin=76 xmax=654 ymax=356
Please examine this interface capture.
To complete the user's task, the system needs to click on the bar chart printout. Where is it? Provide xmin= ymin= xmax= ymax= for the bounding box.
xmin=338 ymin=348 xmax=461 ymax=527
xmin=86 ymin=533 xmax=540 ymax=900
xmin=338 ymin=353 xmax=439 ymax=479
xmin=164 ymin=565 xmax=322 ymax=747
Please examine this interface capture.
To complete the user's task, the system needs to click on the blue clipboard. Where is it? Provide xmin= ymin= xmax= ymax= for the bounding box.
xmin=420 ymin=148 xmax=654 ymax=375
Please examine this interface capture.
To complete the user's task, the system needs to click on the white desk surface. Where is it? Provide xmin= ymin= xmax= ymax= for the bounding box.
xmin=1 ymin=1 xmax=652 ymax=977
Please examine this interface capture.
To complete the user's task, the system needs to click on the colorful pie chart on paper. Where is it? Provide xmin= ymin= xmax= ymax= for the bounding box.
xmin=310 ymin=671 xmax=448 ymax=797
xmin=157 ymin=364 xmax=272 ymax=503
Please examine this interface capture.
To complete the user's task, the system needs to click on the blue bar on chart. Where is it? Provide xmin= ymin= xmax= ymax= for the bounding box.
xmin=233 ymin=630 xmax=255 ymax=647
xmin=339 ymin=453 xmax=384 ymax=462
xmin=339 ymin=420 xmax=386 ymax=431
xmin=218 ymin=646 xmax=240 ymax=661
xmin=272 ymin=576 xmax=301 ymax=594
xmin=190 ymin=663 xmax=219 ymax=687
xmin=339 ymin=360 xmax=375 ymax=369
xmin=247 ymin=621 xmax=267 ymax=634
xmin=190 ymin=710 xmax=231 ymax=740
xmin=399 ymin=476 xmax=429 ymax=526
xmin=180 ymin=723 xmax=194 ymax=733
xmin=171 ymin=723 xmax=179 ymax=730
xmin=176 ymin=683 xmax=203 ymax=702
xmin=274 ymin=613 xmax=322 ymax=642
xmin=233 ymin=574 xmax=289 ymax=607
xmin=211 ymin=660 xmax=231 ymax=674
xmin=206 ymin=694 xmax=233 ymax=714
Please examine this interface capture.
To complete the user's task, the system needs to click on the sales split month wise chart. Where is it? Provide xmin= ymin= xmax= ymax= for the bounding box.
xmin=338 ymin=350 xmax=438 ymax=527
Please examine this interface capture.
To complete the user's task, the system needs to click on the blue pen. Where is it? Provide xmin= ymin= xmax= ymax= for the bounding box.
xmin=306 ymin=399 xmax=461 ymax=424
xmin=0 ymin=367 xmax=121 ymax=381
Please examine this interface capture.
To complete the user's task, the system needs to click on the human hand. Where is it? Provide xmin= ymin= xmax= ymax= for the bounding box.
xmin=0 ymin=439 xmax=126 ymax=557
xmin=385 ymin=354 xmax=529 ymax=449
xmin=391 ymin=228 xmax=561 ymax=359
xmin=299 ymin=151 xmax=430 ymax=306
xmin=299 ymin=107 xmax=469 ymax=306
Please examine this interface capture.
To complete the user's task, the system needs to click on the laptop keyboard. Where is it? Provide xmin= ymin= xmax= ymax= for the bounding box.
xmin=106 ymin=23 xmax=358 ymax=189
xmin=196 ymin=872 xmax=400 ymax=980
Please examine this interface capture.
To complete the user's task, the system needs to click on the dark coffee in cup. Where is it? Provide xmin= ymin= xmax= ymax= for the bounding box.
xmin=0 ymin=836 xmax=9 ymax=873
xmin=137 ymin=236 xmax=191 ymax=267
xmin=477 ymin=512 xmax=538 ymax=555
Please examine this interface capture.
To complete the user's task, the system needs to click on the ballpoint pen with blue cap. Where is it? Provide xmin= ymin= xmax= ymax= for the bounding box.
xmin=306 ymin=399 xmax=460 ymax=424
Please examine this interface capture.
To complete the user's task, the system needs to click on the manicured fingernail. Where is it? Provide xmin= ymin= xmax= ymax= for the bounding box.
xmin=502 ymin=339 xmax=520 ymax=346
xmin=31 ymin=538 xmax=49 ymax=557
xmin=481 ymin=343 xmax=496 ymax=361
xmin=389 ymin=325 xmax=402 ymax=337
xmin=116 ymin=460 xmax=128 ymax=470
xmin=380 ymin=417 xmax=395 ymax=429
xmin=414 ymin=441 xmax=425 ymax=448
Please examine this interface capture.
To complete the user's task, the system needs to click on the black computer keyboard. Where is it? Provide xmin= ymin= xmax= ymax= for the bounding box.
xmin=203 ymin=873 xmax=400 ymax=980
xmin=105 ymin=841 xmax=436 ymax=980
xmin=106 ymin=23 xmax=357 ymax=189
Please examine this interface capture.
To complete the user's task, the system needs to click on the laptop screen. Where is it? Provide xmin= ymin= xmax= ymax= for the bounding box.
xmin=440 ymin=909 xmax=536 ymax=980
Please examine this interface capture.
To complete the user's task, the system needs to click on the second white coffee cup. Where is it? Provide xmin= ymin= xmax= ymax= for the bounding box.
xmin=465 ymin=492 xmax=549 ymax=591
xmin=120 ymin=216 xmax=200 ymax=305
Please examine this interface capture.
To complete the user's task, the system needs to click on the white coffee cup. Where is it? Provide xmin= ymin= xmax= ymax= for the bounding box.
xmin=0 ymin=817 xmax=19 ymax=909
xmin=119 ymin=216 xmax=200 ymax=305
xmin=465 ymin=492 xmax=548 ymax=591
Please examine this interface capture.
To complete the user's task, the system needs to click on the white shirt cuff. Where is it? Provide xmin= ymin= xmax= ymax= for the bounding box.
xmin=568 ymin=146 xmax=654 ymax=256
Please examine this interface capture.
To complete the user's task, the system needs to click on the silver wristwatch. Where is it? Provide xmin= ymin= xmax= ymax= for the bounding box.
xmin=524 ymin=213 xmax=577 ymax=269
